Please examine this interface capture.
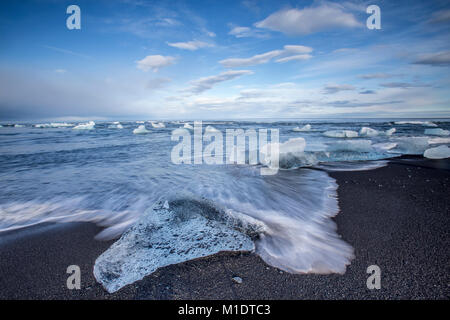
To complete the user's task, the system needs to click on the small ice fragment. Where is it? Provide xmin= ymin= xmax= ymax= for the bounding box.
xmin=232 ymin=277 xmax=243 ymax=284
xmin=424 ymin=145 xmax=450 ymax=159
xmin=163 ymin=201 xmax=169 ymax=209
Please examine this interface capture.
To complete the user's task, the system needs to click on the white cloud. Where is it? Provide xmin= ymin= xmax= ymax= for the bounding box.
xmin=186 ymin=70 xmax=254 ymax=94
xmin=276 ymin=54 xmax=312 ymax=63
xmin=136 ymin=55 xmax=176 ymax=72
xmin=359 ymin=73 xmax=396 ymax=79
xmin=323 ymin=84 xmax=356 ymax=94
xmin=228 ymin=25 xmax=267 ymax=38
xmin=283 ymin=45 xmax=313 ymax=54
xmin=219 ymin=50 xmax=283 ymax=68
xmin=220 ymin=45 xmax=314 ymax=67
xmin=255 ymin=3 xmax=361 ymax=35
xmin=167 ymin=40 xmax=213 ymax=51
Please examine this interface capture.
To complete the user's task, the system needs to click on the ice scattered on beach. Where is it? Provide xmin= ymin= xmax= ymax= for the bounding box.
xmin=133 ymin=125 xmax=150 ymax=134
xmin=73 ymin=121 xmax=95 ymax=130
xmin=293 ymin=124 xmax=311 ymax=132
xmin=323 ymin=130 xmax=358 ymax=138
xmin=393 ymin=137 xmax=429 ymax=154
xmin=424 ymin=145 xmax=450 ymax=159
xmin=424 ymin=128 xmax=450 ymax=136
xmin=94 ymin=203 xmax=257 ymax=293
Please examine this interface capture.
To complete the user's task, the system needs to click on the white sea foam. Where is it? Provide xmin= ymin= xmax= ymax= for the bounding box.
xmin=359 ymin=127 xmax=379 ymax=137
xmin=424 ymin=145 xmax=450 ymax=159
xmin=35 ymin=122 xmax=74 ymax=128
xmin=395 ymin=121 xmax=437 ymax=127
xmin=323 ymin=130 xmax=358 ymax=138
xmin=424 ymin=128 xmax=450 ymax=136
xmin=133 ymin=125 xmax=150 ymax=134
xmin=293 ymin=124 xmax=311 ymax=132
xmin=73 ymin=121 xmax=95 ymax=130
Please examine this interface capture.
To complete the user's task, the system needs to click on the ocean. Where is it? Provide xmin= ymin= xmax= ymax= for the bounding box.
xmin=0 ymin=119 xmax=449 ymax=292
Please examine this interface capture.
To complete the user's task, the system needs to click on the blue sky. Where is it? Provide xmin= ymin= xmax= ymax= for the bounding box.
xmin=0 ymin=0 xmax=449 ymax=120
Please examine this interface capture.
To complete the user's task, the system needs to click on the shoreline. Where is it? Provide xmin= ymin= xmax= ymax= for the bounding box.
xmin=0 ymin=157 xmax=449 ymax=299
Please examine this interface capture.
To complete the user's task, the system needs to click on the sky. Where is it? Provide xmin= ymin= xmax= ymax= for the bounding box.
xmin=0 ymin=0 xmax=449 ymax=121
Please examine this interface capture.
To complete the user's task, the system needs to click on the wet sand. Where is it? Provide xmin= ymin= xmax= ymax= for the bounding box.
xmin=0 ymin=157 xmax=449 ymax=299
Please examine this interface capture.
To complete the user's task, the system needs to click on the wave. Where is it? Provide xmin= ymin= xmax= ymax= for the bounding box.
xmin=93 ymin=167 xmax=354 ymax=293
xmin=395 ymin=121 xmax=437 ymax=127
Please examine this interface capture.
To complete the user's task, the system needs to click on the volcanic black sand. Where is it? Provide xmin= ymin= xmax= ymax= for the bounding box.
xmin=0 ymin=157 xmax=449 ymax=299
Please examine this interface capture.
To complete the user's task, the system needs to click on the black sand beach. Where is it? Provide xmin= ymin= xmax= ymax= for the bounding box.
xmin=0 ymin=157 xmax=449 ymax=300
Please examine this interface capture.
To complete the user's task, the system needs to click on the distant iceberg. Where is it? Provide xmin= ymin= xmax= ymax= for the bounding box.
xmin=73 ymin=121 xmax=95 ymax=130
xmin=293 ymin=124 xmax=311 ymax=132
xmin=108 ymin=122 xmax=123 ymax=129
xmin=205 ymin=125 xmax=219 ymax=133
xmin=183 ymin=123 xmax=193 ymax=130
xmin=151 ymin=122 xmax=165 ymax=128
xmin=424 ymin=128 xmax=450 ymax=136
xmin=424 ymin=145 xmax=450 ymax=159
xmin=323 ymin=130 xmax=358 ymax=138
xmin=133 ymin=125 xmax=150 ymax=134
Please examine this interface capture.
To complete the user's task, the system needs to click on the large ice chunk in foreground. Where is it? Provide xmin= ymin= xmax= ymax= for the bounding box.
xmin=424 ymin=145 xmax=450 ymax=159
xmin=94 ymin=203 xmax=257 ymax=293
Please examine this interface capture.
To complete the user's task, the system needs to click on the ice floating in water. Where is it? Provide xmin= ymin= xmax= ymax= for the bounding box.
xmin=205 ymin=125 xmax=220 ymax=133
xmin=373 ymin=142 xmax=397 ymax=151
xmin=34 ymin=122 xmax=74 ymax=128
xmin=293 ymin=124 xmax=311 ymax=132
xmin=183 ymin=123 xmax=193 ymax=130
xmin=136 ymin=121 xmax=145 ymax=124
xmin=14 ymin=124 xmax=25 ymax=128
xmin=395 ymin=121 xmax=437 ymax=127
xmin=359 ymin=127 xmax=379 ymax=137
xmin=323 ymin=130 xmax=358 ymax=138
xmin=424 ymin=128 xmax=450 ymax=136
xmin=151 ymin=122 xmax=165 ymax=128
xmin=424 ymin=145 xmax=450 ymax=159
xmin=73 ymin=121 xmax=95 ymax=130
xmin=133 ymin=125 xmax=150 ymax=134
xmin=328 ymin=140 xmax=373 ymax=153
xmin=108 ymin=122 xmax=123 ymax=129
xmin=385 ymin=128 xmax=396 ymax=136
xmin=428 ymin=137 xmax=450 ymax=144
xmin=94 ymin=203 xmax=258 ymax=293
xmin=393 ymin=137 xmax=429 ymax=154
xmin=260 ymin=137 xmax=317 ymax=168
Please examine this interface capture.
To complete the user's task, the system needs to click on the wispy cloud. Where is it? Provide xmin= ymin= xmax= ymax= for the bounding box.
xmin=136 ymin=55 xmax=176 ymax=72
xmin=429 ymin=9 xmax=450 ymax=24
xmin=167 ymin=40 xmax=213 ymax=51
xmin=323 ymin=84 xmax=356 ymax=94
xmin=379 ymin=82 xmax=430 ymax=88
xmin=228 ymin=25 xmax=268 ymax=38
xmin=255 ymin=3 xmax=361 ymax=35
xmin=220 ymin=45 xmax=314 ymax=68
xmin=413 ymin=51 xmax=450 ymax=66
xmin=185 ymin=70 xmax=253 ymax=94
xmin=359 ymin=73 xmax=397 ymax=80
xmin=43 ymin=45 xmax=91 ymax=59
